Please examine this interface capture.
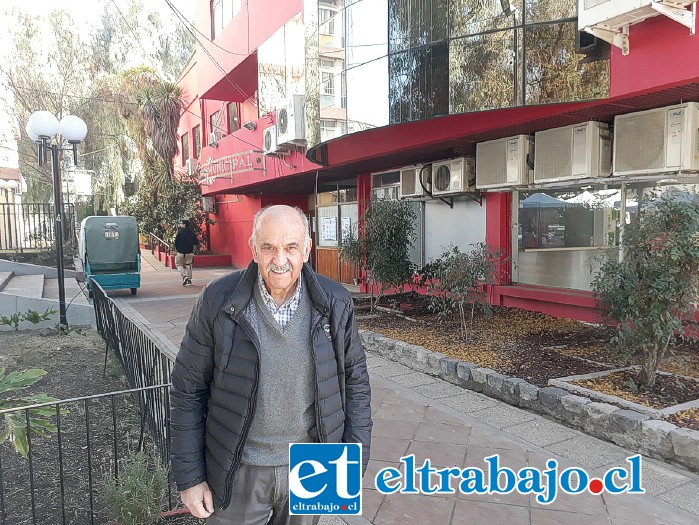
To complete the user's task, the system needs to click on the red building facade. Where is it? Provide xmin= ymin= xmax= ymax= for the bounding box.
xmin=176 ymin=0 xmax=699 ymax=322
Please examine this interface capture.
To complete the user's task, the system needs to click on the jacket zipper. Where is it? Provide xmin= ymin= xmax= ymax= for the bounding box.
xmin=221 ymin=323 xmax=260 ymax=510
xmin=311 ymin=317 xmax=324 ymax=443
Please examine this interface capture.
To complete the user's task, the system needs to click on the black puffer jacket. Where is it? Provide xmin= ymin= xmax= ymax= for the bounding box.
xmin=170 ymin=261 xmax=372 ymax=510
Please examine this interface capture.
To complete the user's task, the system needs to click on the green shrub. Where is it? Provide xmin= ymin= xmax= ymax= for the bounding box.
xmin=592 ymin=192 xmax=699 ymax=389
xmin=102 ymin=450 xmax=168 ymax=525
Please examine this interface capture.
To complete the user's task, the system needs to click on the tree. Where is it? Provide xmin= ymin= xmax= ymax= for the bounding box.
xmin=592 ymin=192 xmax=699 ymax=389
xmin=340 ymin=199 xmax=416 ymax=310
xmin=419 ymin=243 xmax=508 ymax=339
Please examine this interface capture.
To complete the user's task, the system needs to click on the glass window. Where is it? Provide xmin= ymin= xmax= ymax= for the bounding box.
xmin=518 ymin=189 xmax=619 ymax=250
xmin=524 ymin=21 xmax=609 ymax=105
xmin=212 ymin=0 xmax=242 ymax=39
xmin=319 ymin=7 xmax=336 ymax=35
xmin=321 ymin=71 xmax=335 ymax=95
xmin=227 ymin=102 xmax=240 ymax=133
xmin=449 ymin=0 xmax=522 ymax=38
xmin=181 ymin=134 xmax=189 ymax=164
xmin=389 ymin=0 xmax=448 ymax=53
xmin=524 ymin=0 xmax=575 ymax=24
xmin=193 ymin=125 xmax=201 ymax=158
xmin=210 ymin=110 xmax=222 ymax=134
xmin=450 ymin=29 xmax=517 ymax=113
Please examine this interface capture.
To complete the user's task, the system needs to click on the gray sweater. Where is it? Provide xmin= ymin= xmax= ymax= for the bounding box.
xmin=241 ymin=283 xmax=316 ymax=466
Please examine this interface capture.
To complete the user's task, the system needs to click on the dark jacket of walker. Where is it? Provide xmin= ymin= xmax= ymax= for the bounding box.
xmin=170 ymin=261 xmax=373 ymax=510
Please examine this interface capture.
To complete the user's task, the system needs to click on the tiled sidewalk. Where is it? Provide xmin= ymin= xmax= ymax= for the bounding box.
xmin=119 ymin=252 xmax=699 ymax=524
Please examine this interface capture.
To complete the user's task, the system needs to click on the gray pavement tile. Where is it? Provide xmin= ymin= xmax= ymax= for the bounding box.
xmin=467 ymin=425 xmax=534 ymax=450
xmin=457 ymin=484 xmax=531 ymax=508
xmin=655 ymin=481 xmax=699 ymax=516
xmin=468 ymin=403 xmax=538 ymax=429
xmin=440 ymin=392 xmax=499 ymax=414
xmin=530 ymin=507 xmax=610 ymax=525
xmin=604 ymin=491 xmax=699 ymax=524
xmin=546 ymin=436 xmax=632 ymax=470
xmin=405 ymin=440 xmax=468 ymax=470
xmin=372 ymin=400 xmax=427 ymax=422
xmin=372 ymin=492 xmax=455 ymax=525
xmin=636 ymin=460 xmax=695 ymax=496
xmin=505 ymin=418 xmax=580 ymax=448
xmin=422 ymin=405 xmax=471 ymax=427
xmin=451 ymin=499 xmax=531 ymax=524
xmin=464 ymin=445 xmax=528 ymax=471
xmin=360 ymin=488 xmax=384 ymax=523
xmin=390 ymin=371 xmax=438 ymax=388
xmin=413 ymin=420 xmax=472 ymax=445
xmin=368 ymin=361 xmax=414 ymax=378
xmin=370 ymin=437 xmax=412 ymax=462
xmin=530 ymin=490 xmax=607 ymax=516
xmin=412 ymin=381 xmax=468 ymax=399
xmin=372 ymin=417 xmax=421 ymax=440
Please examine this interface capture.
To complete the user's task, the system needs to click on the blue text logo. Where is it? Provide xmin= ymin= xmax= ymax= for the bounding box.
xmin=289 ymin=443 xmax=362 ymax=515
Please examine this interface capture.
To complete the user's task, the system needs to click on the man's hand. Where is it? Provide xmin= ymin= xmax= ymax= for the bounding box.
xmin=180 ymin=481 xmax=214 ymax=519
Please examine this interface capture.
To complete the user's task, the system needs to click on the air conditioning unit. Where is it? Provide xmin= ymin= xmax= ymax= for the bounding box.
xmin=578 ymin=1 xmax=697 ymax=55
xmin=263 ymin=125 xmax=278 ymax=155
xmin=276 ymin=94 xmax=305 ymax=145
xmin=185 ymin=158 xmax=198 ymax=177
xmin=399 ymin=165 xmax=431 ymax=198
xmin=534 ymin=121 xmax=612 ymax=183
xmin=209 ymin=131 xmax=225 ymax=147
xmin=432 ymin=157 xmax=475 ymax=196
xmin=201 ymin=196 xmax=216 ymax=213
xmin=613 ymin=102 xmax=699 ymax=177
xmin=476 ymin=135 xmax=534 ymax=190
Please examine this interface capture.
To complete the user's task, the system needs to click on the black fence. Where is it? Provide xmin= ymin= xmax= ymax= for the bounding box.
xmin=0 ymin=282 xmax=182 ymax=524
xmin=0 ymin=203 xmax=76 ymax=252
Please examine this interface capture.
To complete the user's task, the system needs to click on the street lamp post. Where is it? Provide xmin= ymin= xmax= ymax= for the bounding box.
xmin=26 ymin=111 xmax=87 ymax=328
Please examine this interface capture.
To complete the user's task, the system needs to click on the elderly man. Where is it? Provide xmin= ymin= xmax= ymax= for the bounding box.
xmin=170 ymin=205 xmax=372 ymax=525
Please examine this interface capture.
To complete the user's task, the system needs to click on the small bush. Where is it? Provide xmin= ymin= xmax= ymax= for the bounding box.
xmin=102 ymin=451 xmax=168 ymax=525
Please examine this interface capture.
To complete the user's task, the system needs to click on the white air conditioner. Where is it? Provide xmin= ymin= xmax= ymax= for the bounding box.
xmin=578 ymin=1 xmax=697 ymax=55
xmin=613 ymin=102 xmax=699 ymax=177
xmin=185 ymin=158 xmax=198 ymax=177
xmin=201 ymin=196 xmax=216 ymax=213
xmin=534 ymin=121 xmax=612 ymax=183
xmin=432 ymin=157 xmax=475 ymax=196
xmin=476 ymin=135 xmax=534 ymax=190
xmin=399 ymin=165 xmax=430 ymax=198
xmin=209 ymin=131 xmax=225 ymax=147
xmin=263 ymin=125 xmax=278 ymax=155
xmin=276 ymin=94 xmax=305 ymax=145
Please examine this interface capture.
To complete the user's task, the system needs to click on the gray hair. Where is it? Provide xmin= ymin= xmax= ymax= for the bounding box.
xmin=251 ymin=205 xmax=310 ymax=245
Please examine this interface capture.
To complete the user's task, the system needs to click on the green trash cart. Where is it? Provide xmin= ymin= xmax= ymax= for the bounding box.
xmin=79 ymin=216 xmax=141 ymax=296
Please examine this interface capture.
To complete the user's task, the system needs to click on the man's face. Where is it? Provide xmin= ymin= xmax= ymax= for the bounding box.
xmin=249 ymin=211 xmax=311 ymax=301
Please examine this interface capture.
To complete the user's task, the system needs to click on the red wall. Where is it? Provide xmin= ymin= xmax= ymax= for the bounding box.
xmin=610 ymin=16 xmax=699 ymax=97
xmin=208 ymin=195 xmax=261 ymax=268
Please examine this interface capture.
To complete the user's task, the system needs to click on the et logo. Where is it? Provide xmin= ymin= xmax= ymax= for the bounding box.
xmin=288 ymin=443 xmax=362 ymax=515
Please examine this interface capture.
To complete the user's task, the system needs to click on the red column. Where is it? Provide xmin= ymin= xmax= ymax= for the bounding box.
xmin=484 ymin=192 xmax=512 ymax=305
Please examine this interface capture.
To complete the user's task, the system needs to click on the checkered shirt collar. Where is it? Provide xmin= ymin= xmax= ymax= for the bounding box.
xmin=257 ymin=270 xmax=303 ymax=327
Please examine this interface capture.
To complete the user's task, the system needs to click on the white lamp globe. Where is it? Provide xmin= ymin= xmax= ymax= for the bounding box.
xmin=27 ymin=111 xmax=59 ymax=139
xmin=59 ymin=115 xmax=88 ymax=142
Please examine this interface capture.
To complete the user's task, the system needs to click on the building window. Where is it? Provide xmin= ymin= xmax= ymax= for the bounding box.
xmin=210 ymin=110 xmax=222 ymax=134
xmin=212 ymin=0 xmax=242 ymax=39
xmin=181 ymin=133 xmax=189 ymax=165
xmin=321 ymin=71 xmax=335 ymax=96
xmin=227 ymin=102 xmax=240 ymax=133
xmin=319 ymin=8 xmax=335 ymax=35
xmin=193 ymin=125 xmax=201 ymax=158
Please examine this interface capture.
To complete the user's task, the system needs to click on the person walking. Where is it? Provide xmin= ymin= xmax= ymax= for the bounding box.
xmin=170 ymin=205 xmax=372 ymax=524
xmin=174 ymin=219 xmax=199 ymax=286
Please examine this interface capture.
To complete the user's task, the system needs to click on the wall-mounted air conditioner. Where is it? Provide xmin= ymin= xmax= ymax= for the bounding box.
xmin=432 ymin=157 xmax=475 ymax=196
xmin=276 ymin=94 xmax=305 ymax=145
xmin=201 ymin=196 xmax=216 ymax=213
xmin=400 ymin=165 xmax=430 ymax=198
xmin=534 ymin=121 xmax=612 ymax=183
xmin=185 ymin=158 xmax=198 ymax=177
xmin=476 ymin=135 xmax=534 ymax=190
xmin=578 ymin=0 xmax=697 ymax=55
xmin=209 ymin=131 xmax=225 ymax=147
xmin=263 ymin=125 xmax=278 ymax=155
xmin=613 ymin=102 xmax=699 ymax=177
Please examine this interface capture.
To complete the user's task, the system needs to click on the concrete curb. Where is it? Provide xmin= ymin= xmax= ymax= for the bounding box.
xmin=359 ymin=329 xmax=699 ymax=473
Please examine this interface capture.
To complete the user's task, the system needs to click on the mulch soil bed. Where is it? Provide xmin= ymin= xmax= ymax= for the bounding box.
xmin=356 ymin=292 xmax=699 ymax=430
xmin=0 ymin=328 xmax=201 ymax=525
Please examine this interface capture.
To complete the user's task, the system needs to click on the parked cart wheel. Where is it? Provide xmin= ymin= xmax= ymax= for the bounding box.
xmin=130 ymin=288 xmax=137 ymax=296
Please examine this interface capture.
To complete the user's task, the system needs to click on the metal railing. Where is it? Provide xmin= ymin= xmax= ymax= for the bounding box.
xmin=0 ymin=385 xmax=173 ymax=525
xmin=0 ymin=202 xmax=76 ymax=252
xmin=0 ymin=281 xmax=185 ymax=524
xmin=148 ymin=232 xmax=171 ymax=257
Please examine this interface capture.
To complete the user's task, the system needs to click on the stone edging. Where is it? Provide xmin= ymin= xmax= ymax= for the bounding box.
xmin=359 ymin=329 xmax=699 ymax=473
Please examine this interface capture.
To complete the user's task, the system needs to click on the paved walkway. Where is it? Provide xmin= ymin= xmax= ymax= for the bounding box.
xmin=118 ymin=252 xmax=699 ymax=524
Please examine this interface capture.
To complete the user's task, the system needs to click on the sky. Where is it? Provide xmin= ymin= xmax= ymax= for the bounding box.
xmin=0 ymin=0 xmax=195 ymax=168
